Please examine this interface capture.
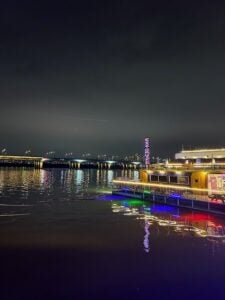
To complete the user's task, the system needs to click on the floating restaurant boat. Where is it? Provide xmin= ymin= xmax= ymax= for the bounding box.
xmin=112 ymin=168 xmax=225 ymax=216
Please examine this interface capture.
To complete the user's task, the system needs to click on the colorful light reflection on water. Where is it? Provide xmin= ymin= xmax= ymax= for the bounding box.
xmin=105 ymin=196 xmax=225 ymax=247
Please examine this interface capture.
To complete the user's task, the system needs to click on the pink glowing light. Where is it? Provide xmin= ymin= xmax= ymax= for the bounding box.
xmin=144 ymin=137 xmax=150 ymax=166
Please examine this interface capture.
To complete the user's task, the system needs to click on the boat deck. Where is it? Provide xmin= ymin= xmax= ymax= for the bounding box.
xmin=112 ymin=180 xmax=225 ymax=216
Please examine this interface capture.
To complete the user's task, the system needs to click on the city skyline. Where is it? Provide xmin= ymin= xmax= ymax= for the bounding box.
xmin=1 ymin=0 xmax=225 ymax=157
xmin=0 ymin=148 xmax=149 ymax=161
xmin=1 ymin=143 xmax=225 ymax=160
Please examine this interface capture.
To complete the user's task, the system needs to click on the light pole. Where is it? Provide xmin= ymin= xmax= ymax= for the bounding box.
xmin=45 ymin=151 xmax=55 ymax=158
xmin=25 ymin=150 xmax=31 ymax=156
xmin=1 ymin=148 xmax=7 ymax=155
xmin=65 ymin=152 xmax=73 ymax=158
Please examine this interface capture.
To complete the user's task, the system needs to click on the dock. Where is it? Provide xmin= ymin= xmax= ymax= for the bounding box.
xmin=112 ymin=179 xmax=225 ymax=216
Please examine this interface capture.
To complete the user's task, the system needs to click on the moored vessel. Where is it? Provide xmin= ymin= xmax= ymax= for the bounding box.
xmin=112 ymin=167 xmax=225 ymax=215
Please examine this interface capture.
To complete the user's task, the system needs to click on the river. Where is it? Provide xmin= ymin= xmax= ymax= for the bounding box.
xmin=0 ymin=168 xmax=225 ymax=299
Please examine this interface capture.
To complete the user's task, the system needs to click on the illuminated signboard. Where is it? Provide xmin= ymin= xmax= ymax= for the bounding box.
xmin=208 ymin=174 xmax=225 ymax=195
xmin=144 ymin=137 xmax=150 ymax=166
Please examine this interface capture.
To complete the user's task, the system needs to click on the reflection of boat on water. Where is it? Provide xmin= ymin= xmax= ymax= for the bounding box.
xmin=111 ymin=200 xmax=225 ymax=243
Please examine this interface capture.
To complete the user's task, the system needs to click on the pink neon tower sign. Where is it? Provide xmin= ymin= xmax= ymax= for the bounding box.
xmin=144 ymin=137 xmax=150 ymax=166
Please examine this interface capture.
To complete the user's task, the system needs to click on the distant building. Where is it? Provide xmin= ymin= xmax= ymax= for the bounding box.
xmin=174 ymin=148 xmax=225 ymax=169
xmin=175 ymin=148 xmax=225 ymax=161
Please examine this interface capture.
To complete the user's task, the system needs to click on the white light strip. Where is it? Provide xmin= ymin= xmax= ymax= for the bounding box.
xmin=0 ymin=155 xmax=43 ymax=160
xmin=113 ymin=179 xmax=224 ymax=194
xmin=181 ymin=149 xmax=225 ymax=153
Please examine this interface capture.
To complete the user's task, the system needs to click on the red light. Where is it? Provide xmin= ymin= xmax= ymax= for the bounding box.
xmin=180 ymin=213 xmax=214 ymax=222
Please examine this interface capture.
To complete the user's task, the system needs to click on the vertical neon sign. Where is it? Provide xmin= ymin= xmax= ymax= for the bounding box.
xmin=144 ymin=137 xmax=150 ymax=167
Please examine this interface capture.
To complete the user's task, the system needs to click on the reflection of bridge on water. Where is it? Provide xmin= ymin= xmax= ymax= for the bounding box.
xmin=0 ymin=155 xmax=143 ymax=169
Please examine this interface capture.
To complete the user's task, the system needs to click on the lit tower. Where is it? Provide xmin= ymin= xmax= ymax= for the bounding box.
xmin=144 ymin=137 xmax=150 ymax=168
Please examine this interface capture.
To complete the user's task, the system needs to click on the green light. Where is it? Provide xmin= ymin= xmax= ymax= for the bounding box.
xmin=144 ymin=190 xmax=152 ymax=194
xmin=127 ymin=199 xmax=143 ymax=206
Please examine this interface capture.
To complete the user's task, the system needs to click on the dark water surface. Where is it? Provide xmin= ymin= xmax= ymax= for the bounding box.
xmin=0 ymin=168 xmax=225 ymax=300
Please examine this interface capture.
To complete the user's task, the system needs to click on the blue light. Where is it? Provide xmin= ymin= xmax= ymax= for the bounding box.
xmin=121 ymin=187 xmax=132 ymax=192
xmin=122 ymin=200 xmax=129 ymax=207
xmin=150 ymin=205 xmax=178 ymax=214
xmin=170 ymin=192 xmax=182 ymax=198
xmin=144 ymin=207 xmax=151 ymax=211
xmin=96 ymin=194 xmax=125 ymax=201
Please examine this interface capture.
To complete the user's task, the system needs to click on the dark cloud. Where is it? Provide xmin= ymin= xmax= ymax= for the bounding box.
xmin=0 ymin=0 xmax=225 ymax=158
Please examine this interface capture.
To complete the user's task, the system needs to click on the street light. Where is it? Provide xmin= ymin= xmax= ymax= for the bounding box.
xmin=25 ymin=150 xmax=31 ymax=156
xmin=1 ymin=149 xmax=7 ymax=155
xmin=50 ymin=151 xmax=55 ymax=157
xmin=45 ymin=151 xmax=55 ymax=158
xmin=65 ymin=152 xmax=73 ymax=157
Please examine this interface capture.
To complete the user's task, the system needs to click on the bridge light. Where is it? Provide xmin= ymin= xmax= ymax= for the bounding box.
xmin=74 ymin=159 xmax=86 ymax=163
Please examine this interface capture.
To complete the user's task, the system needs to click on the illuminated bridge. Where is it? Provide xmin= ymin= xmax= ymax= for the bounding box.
xmin=44 ymin=158 xmax=142 ymax=169
xmin=0 ymin=155 xmax=142 ymax=169
xmin=0 ymin=155 xmax=43 ymax=168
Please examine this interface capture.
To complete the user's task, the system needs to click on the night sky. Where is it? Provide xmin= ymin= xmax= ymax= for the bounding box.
xmin=1 ymin=0 xmax=225 ymax=158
